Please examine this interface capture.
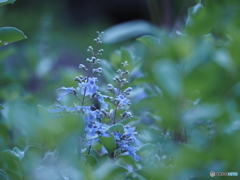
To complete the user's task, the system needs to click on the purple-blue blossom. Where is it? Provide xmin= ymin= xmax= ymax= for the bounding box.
xmin=97 ymin=94 xmax=108 ymax=110
xmin=83 ymin=108 xmax=109 ymax=139
xmin=116 ymin=95 xmax=130 ymax=106
xmin=57 ymin=87 xmax=76 ymax=101
xmin=112 ymin=125 xmax=140 ymax=161
xmin=78 ymin=77 xmax=98 ymax=96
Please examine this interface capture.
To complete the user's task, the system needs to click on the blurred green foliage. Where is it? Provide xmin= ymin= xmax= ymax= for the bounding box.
xmin=1 ymin=0 xmax=240 ymax=180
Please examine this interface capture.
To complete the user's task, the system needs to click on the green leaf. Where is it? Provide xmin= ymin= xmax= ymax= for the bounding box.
xmin=0 ymin=27 xmax=27 ymax=47
xmin=153 ymin=60 xmax=183 ymax=99
xmin=94 ymin=164 xmax=128 ymax=180
xmin=85 ymin=154 xmax=99 ymax=168
xmin=115 ymin=155 xmax=138 ymax=169
xmin=21 ymin=145 xmax=42 ymax=176
xmin=3 ymin=170 xmax=22 ymax=180
xmin=137 ymin=143 xmax=156 ymax=153
xmin=184 ymin=3 xmax=212 ymax=35
xmin=99 ymin=134 xmax=116 ymax=153
xmin=0 ymin=150 xmax=23 ymax=179
xmin=109 ymin=50 xmax=122 ymax=68
xmin=135 ymin=169 xmax=152 ymax=180
xmin=102 ymin=20 xmax=160 ymax=44
xmin=137 ymin=35 xmax=159 ymax=48
xmin=12 ymin=147 xmax=24 ymax=160
xmin=137 ymin=143 xmax=157 ymax=157
xmin=108 ymin=124 xmax=124 ymax=133
xmin=0 ymin=169 xmax=8 ymax=180
xmin=185 ymin=3 xmax=204 ymax=29
xmin=0 ymin=104 xmax=5 ymax=110
xmin=90 ymin=149 xmax=100 ymax=160
xmin=121 ymin=48 xmax=134 ymax=65
xmin=0 ymin=0 xmax=16 ymax=7
xmin=22 ymin=145 xmax=42 ymax=166
xmin=98 ymin=154 xmax=109 ymax=165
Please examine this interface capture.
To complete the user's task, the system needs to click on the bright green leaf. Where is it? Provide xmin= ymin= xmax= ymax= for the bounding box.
xmin=137 ymin=35 xmax=159 ymax=48
xmin=0 ymin=150 xmax=23 ymax=179
xmin=108 ymin=124 xmax=124 ymax=133
xmin=0 ymin=0 xmax=15 ymax=7
xmin=0 ymin=27 xmax=27 ymax=47
xmin=184 ymin=3 xmax=212 ymax=35
xmin=85 ymin=154 xmax=99 ymax=168
xmin=99 ymin=134 xmax=116 ymax=153
xmin=90 ymin=149 xmax=100 ymax=160
xmin=121 ymin=48 xmax=134 ymax=66
xmin=135 ymin=169 xmax=152 ymax=180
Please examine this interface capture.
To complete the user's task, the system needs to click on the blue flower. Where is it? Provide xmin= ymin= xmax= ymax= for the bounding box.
xmin=116 ymin=95 xmax=130 ymax=106
xmin=78 ymin=77 xmax=98 ymax=96
xmin=57 ymin=87 xmax=76 ymax=101
xmin=128 ymin=146 xmax=140 ymax=161
xmin=112 ymin=125 xmax=141 ymax=161
xmin=85 ymin=120 xmax=110 ymax=137
xmin=83 ymin=108 xmax=110 ymax=137
xmin=82 ymin=107 xmax=98 ymax=123
xmin=124 ymin=125 xmax=141 ymax=146
xmin=97 ymin=94 xmax=108 ymax=110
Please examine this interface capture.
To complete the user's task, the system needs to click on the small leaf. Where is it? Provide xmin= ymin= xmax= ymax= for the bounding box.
xmin=0 ymin=27 xmax=27 ymax=47
xmin=0 ymin=104 xmax=5 ymax=110
xmin=99 ymin=133 xmax=116 ymax=153
xmin=108 ymin=124 xmax=124 ymax=133
xmin=0 ymin=0 xmax=16 ymax=7
xmin=85 ymin=154 xmax=99 ymax=168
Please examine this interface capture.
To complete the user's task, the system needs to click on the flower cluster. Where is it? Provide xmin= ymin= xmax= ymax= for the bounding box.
xmin=49 ymin=31 xmax=140 ymax=161
xmin=112 ymin=125 xmax=140 ymax=161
